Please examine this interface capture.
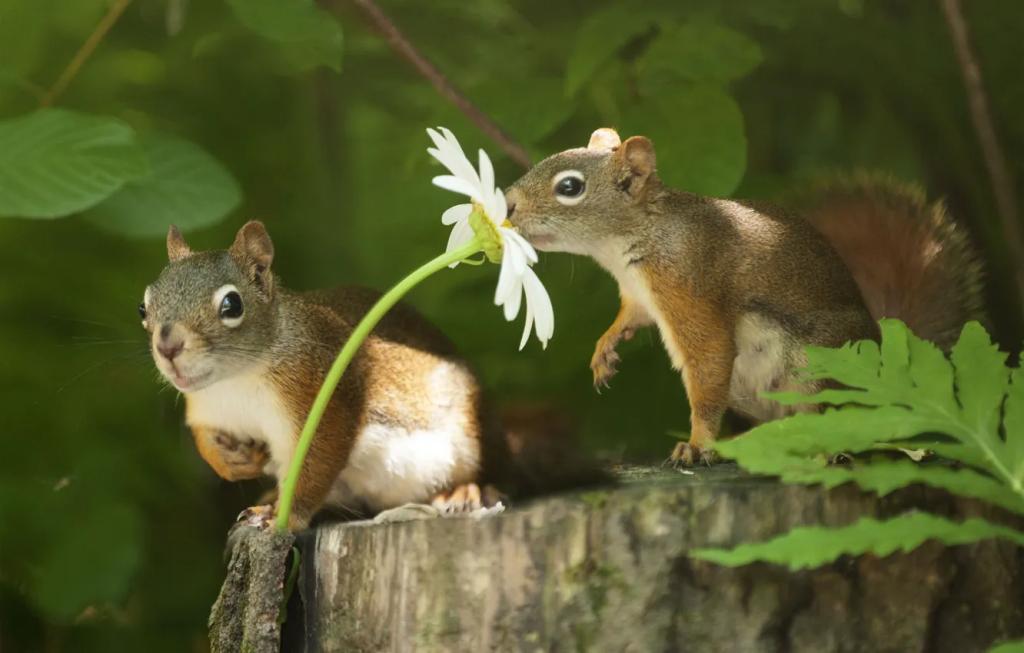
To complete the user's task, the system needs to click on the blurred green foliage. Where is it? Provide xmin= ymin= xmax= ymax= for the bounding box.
xmin=0 ymin=0 xmax=1022 ymax=649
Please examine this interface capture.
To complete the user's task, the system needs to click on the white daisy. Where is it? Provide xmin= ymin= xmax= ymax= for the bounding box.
xmin=427 ymin=126 xmax=554 ymax=349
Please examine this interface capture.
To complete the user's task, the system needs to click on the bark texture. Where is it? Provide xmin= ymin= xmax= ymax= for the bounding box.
xmin=283 ymin=466 xmax=1024 ymax=653
xmin=209 ymin=525 xmax=295 ymax=653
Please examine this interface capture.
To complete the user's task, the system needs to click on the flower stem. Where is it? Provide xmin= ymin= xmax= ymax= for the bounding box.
xmin=275 ymin=237 xmax=483 ymax=531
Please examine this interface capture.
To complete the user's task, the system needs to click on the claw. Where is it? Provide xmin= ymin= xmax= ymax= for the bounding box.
xmin=236 ymin=504 xmax=275 ymax=530
xmin=669 ymin=441 xmax=718 ymax=468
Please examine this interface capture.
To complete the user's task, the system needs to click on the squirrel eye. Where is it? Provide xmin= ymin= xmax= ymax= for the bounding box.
xmin=138 ymin=302 xmax=147 ymax=321
xmin=552 ymin=170 xmax=586 ymax=206
xmin=219 ymin=291 xmax=243 ymax=320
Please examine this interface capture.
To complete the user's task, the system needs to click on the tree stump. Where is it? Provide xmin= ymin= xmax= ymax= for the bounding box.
xmin=270 ymin=465 xmax=1024 ymax=652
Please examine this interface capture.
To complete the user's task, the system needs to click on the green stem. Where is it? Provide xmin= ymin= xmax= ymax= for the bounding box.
xmin=275 ymin=237 xmax=483 ymax=531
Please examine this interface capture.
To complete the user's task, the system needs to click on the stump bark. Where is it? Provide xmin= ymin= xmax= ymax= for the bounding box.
xmin=278 ymin=465 xmax=1024 ymax=653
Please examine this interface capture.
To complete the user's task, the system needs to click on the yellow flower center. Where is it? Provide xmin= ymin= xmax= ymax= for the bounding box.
xmin=469 ymin=204 xmax=504 ymax=264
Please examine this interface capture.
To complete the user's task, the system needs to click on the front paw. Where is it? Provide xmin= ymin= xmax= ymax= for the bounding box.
xmin=590 ymin=341 xmax=621 ymax=391
xmin=215 ymin=433 xmax=270 ymax=480
xmin=667 ymin=441 xmax=719 ymax=467
xmin=236 ymin=504 xmax=275 ymax=530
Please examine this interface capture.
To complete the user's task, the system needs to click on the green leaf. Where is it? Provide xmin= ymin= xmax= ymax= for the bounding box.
xmin=719 ymin=320 xmax=1024 ymax=526
xmin=29 ymin=502 xmax=143 ymax=621
xmin=0 ymin=109 xmax=147 ymax=219
xmin=227 ymin=0 xmax=343 ymax=72
xmin=565 ymin=4 xmax=657 ymax=96
xmin=638 ymin=20 xmax=762 ymax=87
xmin=951 ymin=321 xmax=1010 ymax=441
xmin=693 ymin=513 xmax=1024 ymax=570
xmin=626 ymin=85 xmax=746 ymax=196
xmin=990 ymin=640 xmax=1024 ymax=653
xmin=85 ymin=132 xmax=241 ymax=238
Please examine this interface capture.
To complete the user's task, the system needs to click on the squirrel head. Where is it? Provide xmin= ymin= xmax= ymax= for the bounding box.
xmin=141 ymin=221 xmax=278 ymax=393
xmin=505 ymin=128 xmax=659 ymax=253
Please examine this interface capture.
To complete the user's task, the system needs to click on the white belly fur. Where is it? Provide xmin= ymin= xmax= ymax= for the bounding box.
xmin=729 ymin=313 xmax=804 ymax=422
xmin=185 ymin=361 xmax=479 ymax=515
xmin=589 ymin=240 xmax=801 ymax=423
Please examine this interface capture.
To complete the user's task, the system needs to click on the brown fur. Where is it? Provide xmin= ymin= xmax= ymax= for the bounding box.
xmin=147 ymin=223 xmax=603 ymax=529
xmin=798 ymin=175 xmax=987 ymax=348
xmin=506 ymin=130 xmax=980 ymax=464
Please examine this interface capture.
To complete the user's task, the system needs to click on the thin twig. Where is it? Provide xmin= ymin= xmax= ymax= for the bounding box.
xmin=939 ymin=0 xmax=1024 ymax=310
xmin=346 ymin=0 xmax=532 ymax=169
xmin=41 ymin=0 xmax=133 ymax=106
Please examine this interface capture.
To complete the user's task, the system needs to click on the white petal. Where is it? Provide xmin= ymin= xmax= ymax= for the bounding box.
xmin=445 ymin=220 xmax=475 ymax=268
xmin=523 ymin=268 xmax=554 ymax=347
xmin=518 ymin=298 xmax=534 ymax=351
xmin=432 ymin=175 xmax=481 ymax=201
xmin=503 ymin=283 xmax=522 ymax=321
xmin=438 ymin=127 xmax=480 ymax=186
xmin=500 ymin=231 xmax=529 ymax=275
xmin=491 ymin=187 xmax=508 ymax=222
xmin=479 ymin=149 xmax=494 ymax=197
xmin=494 ymin=253 xmax=522 ymax=307
xmin=502 ymin=227 xmax=538 ymax=265
xmin=441 ymin=203 xmax=472 ymax=226
xmin=427 ymin=127 xmax=480 ymax=187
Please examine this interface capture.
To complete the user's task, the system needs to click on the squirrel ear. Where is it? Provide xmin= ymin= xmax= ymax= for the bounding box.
xmin=617 ymin=136 xmax=656 ymax=196
xmin=587 ymin=128 xmax=621 ymax=152
xmin=230 ymin=220 xmax=275 ymax=277
xmin=167 ymin=225 xmax=192 ymax=262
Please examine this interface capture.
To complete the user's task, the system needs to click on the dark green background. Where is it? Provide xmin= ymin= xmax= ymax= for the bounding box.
xmin=1 ymin=0 xmax=1022 ymax=649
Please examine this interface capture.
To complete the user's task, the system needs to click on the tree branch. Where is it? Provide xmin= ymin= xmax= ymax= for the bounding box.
xmin=42 ymin=0 xmax=133 ymax=107
xmin=346 ymin=0 xmax=532 ymax=169
xmin=939 ymin=0 xmax=1024 ymax=310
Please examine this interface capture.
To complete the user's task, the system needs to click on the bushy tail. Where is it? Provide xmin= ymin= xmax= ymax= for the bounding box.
xmin=480 ymin=402 xmax=610 ymax=499
xmin=798 ymin=175 xmax=987 ymax=349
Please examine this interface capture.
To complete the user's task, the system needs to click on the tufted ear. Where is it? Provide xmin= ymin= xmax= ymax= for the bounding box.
xmin=229 ymin=221 xmax=275 ymax=293
xmin=616 ymin=136 xmax=656 ymax=197
xmin=167 ymin=225 xmax=192 ymax=262
xmin=587 ymin=128 xmax=621 ymax=152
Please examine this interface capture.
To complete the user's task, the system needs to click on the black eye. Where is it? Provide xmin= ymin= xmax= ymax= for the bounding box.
xmin=138 ymin=303 xmax=147 ymax=320
xmin=555 ymin=175 xmax=585 ymax=198
xmin=219 ymin=291 xmax=243 ymax=319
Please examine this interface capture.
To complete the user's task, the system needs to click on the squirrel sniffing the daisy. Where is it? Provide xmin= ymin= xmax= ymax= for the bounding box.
xmin=142 ymin=222 xmax=595 ymax=530
xmin=505 ymin=128 xmax=985 ymax=465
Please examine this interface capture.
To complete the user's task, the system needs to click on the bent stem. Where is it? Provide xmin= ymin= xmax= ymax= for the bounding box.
xmin=275 ymin=237 xmax=483 ymax=531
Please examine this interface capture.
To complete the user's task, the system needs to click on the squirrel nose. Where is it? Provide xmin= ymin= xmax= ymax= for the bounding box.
xmin=157 ymin=339 xmax=184 ymax=361
xmin=156 ymin=325 xmax=185 ymax=361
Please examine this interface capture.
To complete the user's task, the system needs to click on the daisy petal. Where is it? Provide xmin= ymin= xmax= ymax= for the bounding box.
xmin=479 ymin=149 xmax=494 ymax=201
xmin=445 ymin=220 xmax=475 ymax=268
xmin=441 ymin=203 xmax=472 ymax=226
xmin=432 ymin=175 xmax=481 ymax=200
xmin=523 ymin=268 xmax=554 ymax=347
xmin=502 ymin=228 xmax=538 ymax=265
xmin=494 ymin=254 xmax=521 ymax=306
xmin=503 ymin=282 xmax=522 ymax=320
xmin=518 ymin=298 xmax=534 ymax=351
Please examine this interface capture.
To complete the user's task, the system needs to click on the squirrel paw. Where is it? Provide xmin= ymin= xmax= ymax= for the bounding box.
xmin=214 ymin=432 xmax=270 ymax=480
xmin=667 ymin=441 xmax=719 ymax=467
xmin=431 ymin=483 xmax=504 ymax=515
xmin=235 ymin=504 xmax=275 ymax=530
xmin=590 ymin=344 xmax=621 ymax=391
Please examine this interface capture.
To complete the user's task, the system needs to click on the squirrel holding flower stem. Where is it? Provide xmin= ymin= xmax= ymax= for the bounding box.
xmin=142 ymin=222 xmax=594 ymax=530
xmin=504 ymin=128 xmax=986 ymax=465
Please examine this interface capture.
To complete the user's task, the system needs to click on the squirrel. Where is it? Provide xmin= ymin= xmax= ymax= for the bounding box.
xmin=503 ymin=128 xmax=986 ymax=465
xmin=142 ymin=221 xmax=593 ymax=530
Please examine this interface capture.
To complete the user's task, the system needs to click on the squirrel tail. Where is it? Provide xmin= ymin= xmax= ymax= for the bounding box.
xmin=799 ymin=174 xmax=987 ymax=348
xmin=481 ymin=403 xmax=610 ymax=499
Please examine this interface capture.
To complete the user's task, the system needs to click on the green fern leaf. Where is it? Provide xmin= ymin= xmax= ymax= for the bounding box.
xmin=692 ymin=513 xmax=1024 ymax=571
xmin=720 ymin=320 xmax=1024 ymax=508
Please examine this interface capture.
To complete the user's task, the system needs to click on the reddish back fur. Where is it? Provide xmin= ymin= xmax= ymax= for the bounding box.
xmin=801 ymin=177 xmax=986 ymax=348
